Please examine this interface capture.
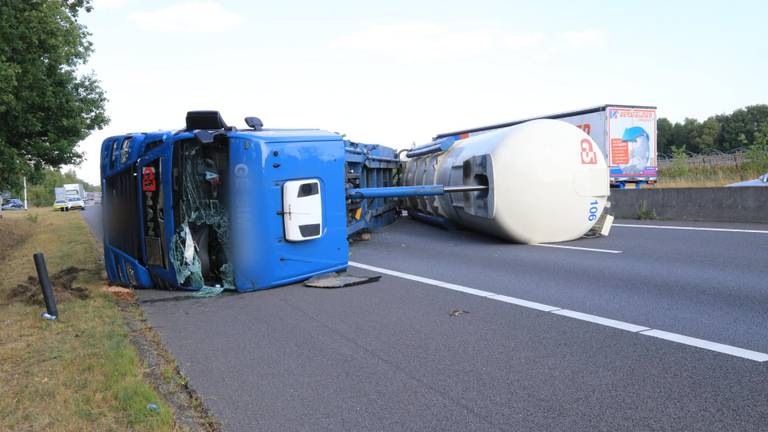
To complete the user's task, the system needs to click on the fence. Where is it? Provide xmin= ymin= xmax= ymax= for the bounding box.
xmin=657 ymin=149 xmax=747 ymax=169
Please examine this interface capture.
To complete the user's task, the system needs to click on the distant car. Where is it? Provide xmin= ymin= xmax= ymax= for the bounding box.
xmin=726 ymin=172 xmax=768 ymax=187
xmin=1 ymin=198 xmax=24 ymax=210
xmin=53 ymin=199 xmax=69 ymax=211
xmin=66 ymin=196 xmax=86 ymax=210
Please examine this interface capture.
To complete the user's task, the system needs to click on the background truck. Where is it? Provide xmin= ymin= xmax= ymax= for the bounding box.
xmin=435 ymin=104 xmax=657 ymax=188
xmin=55 ymin=187 xmax=67 ymax=201
xmin=63 ymin=183 xmax=86 ymax=199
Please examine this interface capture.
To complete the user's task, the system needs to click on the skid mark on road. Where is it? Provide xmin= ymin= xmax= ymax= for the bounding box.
xmin=349 ymin=261 xmax=768 ymax=363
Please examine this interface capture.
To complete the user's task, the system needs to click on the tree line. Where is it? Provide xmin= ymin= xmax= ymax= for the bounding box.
xmin=657 ymin=105 xmax=768 ymax=156
xmin=20 ymin=168 xmax=99 ymax=207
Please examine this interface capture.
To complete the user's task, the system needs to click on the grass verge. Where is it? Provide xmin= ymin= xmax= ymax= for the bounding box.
xmin=656 ymin=165 xmax=764 ymax=188
xmin=0 ymin=208 xmax=175 ymax=431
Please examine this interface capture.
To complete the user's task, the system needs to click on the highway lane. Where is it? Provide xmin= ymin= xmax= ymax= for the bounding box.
xmin=350 ymin=218 xmax=768 ymax=354
xmin=81 ymin=207 xmax=768 ymax=431
xmin=81 ymin=204 xmax=102 ymax=241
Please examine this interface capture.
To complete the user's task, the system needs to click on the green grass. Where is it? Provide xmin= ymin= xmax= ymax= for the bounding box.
xmin=0 ymin=209 xmax=175 ymax=431
xmin=656 ymin=164 xmax=764 ymax=188
xmin=635 ymin=200 xmax=657 ymax=220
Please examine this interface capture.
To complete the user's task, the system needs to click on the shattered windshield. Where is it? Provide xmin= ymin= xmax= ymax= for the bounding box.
xmin=169 ymin=138 xmax=233 ymax=291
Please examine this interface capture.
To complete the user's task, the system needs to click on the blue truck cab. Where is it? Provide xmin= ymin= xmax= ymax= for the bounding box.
xmin=100 ymin=111 xmax=351 ymax=292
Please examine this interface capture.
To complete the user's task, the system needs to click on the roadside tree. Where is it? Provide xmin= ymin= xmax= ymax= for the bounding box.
xmin=0 ymin=0 xmax=108 ymax=190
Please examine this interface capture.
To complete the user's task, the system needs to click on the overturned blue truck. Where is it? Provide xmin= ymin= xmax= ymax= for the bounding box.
xmin=101 ymin=111 xmax=612 ymax=292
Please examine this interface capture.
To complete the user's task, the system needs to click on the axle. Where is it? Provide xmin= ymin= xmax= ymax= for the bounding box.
xmin=347 ymin=184 xmax=488 ymax=199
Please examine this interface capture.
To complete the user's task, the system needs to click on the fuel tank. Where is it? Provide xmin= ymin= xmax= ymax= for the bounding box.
xmin=403 ymin=119 xmax=610 ymax=244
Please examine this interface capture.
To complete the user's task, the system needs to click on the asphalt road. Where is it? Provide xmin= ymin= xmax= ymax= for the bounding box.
xmin=81 ymin=206 xmax=768 ymax=431
xmin=81 ymin=204 xmax=102 ymax=240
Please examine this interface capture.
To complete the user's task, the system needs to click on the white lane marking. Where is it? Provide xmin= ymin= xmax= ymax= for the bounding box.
xmin=639 ymin=330 xmax=768 ymax=362
xmin=435 ymin=281 xmax=496 ymax=297
xmin=532 ymin=244 xmax=622 ymax=254
xmin=553 ymin=309 xmax=650 ymax=332
xmin=350 ymin=261 xmax=557 ymax=308
xmin=348 ymin=261 xmax=768 ymax=363
xmin=486 ymin=294 xmax=561 ymax=312
xmin=350 ymin=262 xmax=496 ymax=297
xmin=614 ymin=223 xmax=768 ymax=234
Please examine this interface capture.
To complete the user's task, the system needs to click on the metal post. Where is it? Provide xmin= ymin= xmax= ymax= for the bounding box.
xmin=33 ymin=253 xmax=58 ymax=320
xmin=23 ymin=177 xmax=28 ymax=210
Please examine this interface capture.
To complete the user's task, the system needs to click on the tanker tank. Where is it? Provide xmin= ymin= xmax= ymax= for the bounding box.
xmin=402 ymin=119 xmax=610 ymax=244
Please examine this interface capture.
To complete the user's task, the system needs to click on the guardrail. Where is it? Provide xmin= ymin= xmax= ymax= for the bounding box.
xmin=610 ymin=187 xmax=768 ymax=223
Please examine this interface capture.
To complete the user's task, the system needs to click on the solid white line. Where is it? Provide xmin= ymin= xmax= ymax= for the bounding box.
xmin=350 ymin=261 xmax=553 ymax=307
xmin=639 ymin=330 xmax=768 ymax=362
xmin=351 ymin=262 xmax=496 ymax=297
xmin=486 ymin=294 xmax=561 ymax=312
xmin=348 ymin=261 xmax=768 ymax=362
xmin=552 ymin=310 xmax=650 ymax=332
xmin=435 ymin=282 xmax=495 ymax=297
xmin=532 ymin=244 xmax=623 ymax=254
xmin=614 ymin=223 xmax=768 ymax=234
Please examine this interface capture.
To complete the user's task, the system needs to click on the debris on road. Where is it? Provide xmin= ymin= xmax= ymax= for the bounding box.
xmin=304 ymin=272 xmax=381 ymax=288
xmin=191 ymin=286 xmax=225 ymax=298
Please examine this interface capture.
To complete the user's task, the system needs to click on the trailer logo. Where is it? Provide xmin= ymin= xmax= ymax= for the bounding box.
xmin=580 ymin=138 xmax=597 ymax=164
xmin=576 ymin=123 xmax=592 ymax=135
xmin=142 ymin=167 xmax=156 ymax=192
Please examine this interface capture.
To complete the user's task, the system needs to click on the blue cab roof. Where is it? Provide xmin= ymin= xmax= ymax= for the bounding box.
xmin=100 ymin=128 xmax=342 ymax=178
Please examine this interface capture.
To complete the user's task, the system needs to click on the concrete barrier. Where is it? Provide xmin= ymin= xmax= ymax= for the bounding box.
xmin=609 ymin=187 xmax=768 ymax=223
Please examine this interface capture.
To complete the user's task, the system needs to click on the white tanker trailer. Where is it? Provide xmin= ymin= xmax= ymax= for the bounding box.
xmin=401 ymin=120 xmax=612 ymax=244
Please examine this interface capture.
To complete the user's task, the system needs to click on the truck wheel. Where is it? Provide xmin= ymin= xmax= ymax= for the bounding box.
xmin=65 ymin=207 xmax=69 ymax=212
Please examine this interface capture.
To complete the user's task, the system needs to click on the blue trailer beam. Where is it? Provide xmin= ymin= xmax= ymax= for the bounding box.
xmin=348 ymin=185 xmax=445 ymax=199
xmin=347 ymin=185 xmax=487 ymax=199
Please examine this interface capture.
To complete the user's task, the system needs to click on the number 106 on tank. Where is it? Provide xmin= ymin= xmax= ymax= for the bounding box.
xmin=588 ymin=200 xmax=599 ymax=221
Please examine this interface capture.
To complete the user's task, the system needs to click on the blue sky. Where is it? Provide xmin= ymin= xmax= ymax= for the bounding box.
xmin=74 ymin=0 xmax=768 ymax=183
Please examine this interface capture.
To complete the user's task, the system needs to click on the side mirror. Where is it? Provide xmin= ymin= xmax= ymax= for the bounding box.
xmin=245 ymin=117 xmax=263 ymax=130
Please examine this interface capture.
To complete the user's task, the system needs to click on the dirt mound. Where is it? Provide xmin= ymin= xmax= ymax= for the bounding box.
xmin=7 ymin=267 xmax=91 ymax=305
xmin=101 ymin=286 xmax=135 ymax=302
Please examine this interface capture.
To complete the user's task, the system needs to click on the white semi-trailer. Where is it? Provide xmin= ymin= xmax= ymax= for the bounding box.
xmin=63 ymin=183 xmax=85 ymax=199
xmin=435 ymin=105 xmax=657 ymax=188
xmin=55 ymin=187 xmax=67 ymax=201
